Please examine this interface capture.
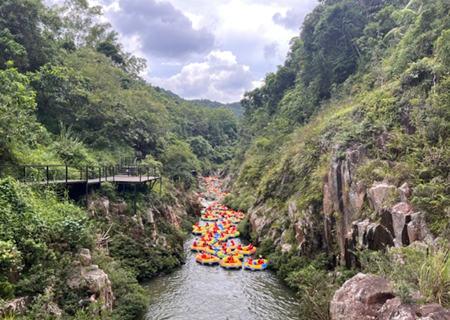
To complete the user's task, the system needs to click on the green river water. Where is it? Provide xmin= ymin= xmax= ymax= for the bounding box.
xmin=142 ymin=234 xmax=302 ymax=320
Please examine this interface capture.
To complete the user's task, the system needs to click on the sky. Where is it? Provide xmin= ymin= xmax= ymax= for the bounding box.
xmin=60 ymin=0 xmax=319 ymax=103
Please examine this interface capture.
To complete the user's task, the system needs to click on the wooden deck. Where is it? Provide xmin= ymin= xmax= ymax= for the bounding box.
xmin=38 ymin=175 xmax=160 ymax=185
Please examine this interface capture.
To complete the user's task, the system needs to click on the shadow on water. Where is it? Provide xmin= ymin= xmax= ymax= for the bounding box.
xmin=141 ymin=236 xmax=302 ymax=320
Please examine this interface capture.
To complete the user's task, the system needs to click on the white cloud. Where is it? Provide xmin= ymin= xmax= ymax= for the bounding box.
xmin=150 ymin=50 xmax=254 ymax=103
xmin=81 ymin=0 xmax=319 ymax=102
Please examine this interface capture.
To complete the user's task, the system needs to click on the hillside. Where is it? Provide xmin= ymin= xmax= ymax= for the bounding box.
xmin=154 ymin=86 xmax=244 ymax=118
xmin=222 ymin=0 xmax=450 ymax=317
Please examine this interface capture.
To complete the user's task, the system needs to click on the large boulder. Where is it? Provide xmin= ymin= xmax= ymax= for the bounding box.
xmin=331 ymin=274 xmax=450 ymax=320
xmin=79 ymin=248 xmax=92 ymax=267
xmin=367 ymin=182 xmax=397 ymax=213
xmin=330 ymin=273 xmax=395 ymax=320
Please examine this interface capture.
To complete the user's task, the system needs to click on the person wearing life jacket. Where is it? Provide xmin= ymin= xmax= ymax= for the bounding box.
xmin=202 ymin=241 xmax=207 ymax=247
xmin=230 ymin=240 xmax=235 ymax=246
xmin=248 ymin=243 xmax=254 ymax=250
xmin=205 ymin=222 xmax=210 ymax=228
xmin=237 ymin=244 xmax=242 ymax=251
xmin=201 ymin=251 xmax=208 ymax=259
xmin=193 ymin=241 xmax=197 ymax=247
xmin=258 ymin=255 xmax=264 ymax=265
xmin=227 ymin=253 xmax=234 ymax=263
xmin=248 ymin=257 xmax=254 ymax=265
xmin=195 ymin=222 xmax=199 ymax=227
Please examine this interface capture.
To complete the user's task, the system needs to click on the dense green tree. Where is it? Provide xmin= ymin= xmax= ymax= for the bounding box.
xmin=0 ymin=64 xmax=44 ymax=163
xmin=0 ymin=0 xmax=60 ymax=71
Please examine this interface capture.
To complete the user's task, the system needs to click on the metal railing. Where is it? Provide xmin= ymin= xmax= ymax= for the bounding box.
xmin=0 ymin=163 xmax=162 ymax=185
xmin=121 ymin=165 xmax=160 ymax=182
xmin=0 ymin=164 xmax=121 ymax=184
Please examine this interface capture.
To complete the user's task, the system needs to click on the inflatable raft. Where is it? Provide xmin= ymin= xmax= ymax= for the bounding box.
xmin=244 ymin=259 xmax=268 ymax=271
xmin=216 ymin=251 xmax=244 ymax=260
xmin=196 ymin=254 xmax=220 ymax=265
xmin=192 ymin=226 xmax=206 ymax=235
xmin=201 ymin=215 xmax=219 ymax=222
xmin=220 ymin=258 xmax=242 ymax=269
xmin=225 ymin=231 xmax=240 ymax=238
xmin=190 ymin=244 xmax=208 ymax=251
xmin=205 ymin=247 xmax=220 ymax=256
xmin=237 ymin=246 xmax=257 ymax=256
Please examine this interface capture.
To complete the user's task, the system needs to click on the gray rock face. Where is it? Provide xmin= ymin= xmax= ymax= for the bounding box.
xmin=323 ymin=144 xmax=366 ymax=266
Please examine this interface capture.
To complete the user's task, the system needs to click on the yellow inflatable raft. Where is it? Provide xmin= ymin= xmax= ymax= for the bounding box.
xmin=205 ymin=247 xmax=220 ymax=256
xmin=219 ymin=258 xmax=242 ymax=269
xmin=196 ymin=254 xmax=220 ymax=265
xmin=226 ymin=242 xmax=239 ymax=250
xmin=244 ymin=259 xmax=268 ymax=270
xmin=201 ymin=215 xmax=219 ymax=222
xmin=190 ymin=244 xmax=208 ymax=251
xmin=237 ymin=246 xmax=257 ymax=256
xmin=192 ymin=226 xmax=206 ymax=235
xmin=217 ymin=251 xmax=244 ymax=260
xmin=225 ymin=230 xmax=240 ymax=238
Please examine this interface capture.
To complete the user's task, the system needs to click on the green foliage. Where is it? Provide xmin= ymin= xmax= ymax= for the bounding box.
xmin=92 ymin=251 xmax=148 ymax=320
xmin=107 ymin=217 xmax=183 ymax=280
xmin=0 ymin=0 xmax=59 ymax=72
xmin=161 ymin=139 xmax=197 ymax=189
xmin=286 ymin=266 xmax=335 ymax=320
xmin=0 ymin=65 xmax=44 ymax=163
xmin=357 ymin=245 xmax=450 ymax=307
xmin=255 ymin=238 xmax=275 ymax=258
xmin=96 ymin=181 xmax=119 ymax=202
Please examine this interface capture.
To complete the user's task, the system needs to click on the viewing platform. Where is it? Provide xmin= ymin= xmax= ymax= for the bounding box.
xmin=0 ymin=158 xmax=162 ymax=213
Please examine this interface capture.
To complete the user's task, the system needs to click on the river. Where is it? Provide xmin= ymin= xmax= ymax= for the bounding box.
xmin=142 ymin=234 xmax=302 ymax=320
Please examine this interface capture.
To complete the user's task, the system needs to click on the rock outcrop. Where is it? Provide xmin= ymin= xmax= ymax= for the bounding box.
xmin=321 ymin=144 xmax=435 ymax=267
xmin=330 ymin=273 xmax=395 ymax=319
xmin=68 ymin=249 xmax=115 ymax=312
xmin=323 ymin=143 xmax=366 ymax=266
xmin=367 ymin=182 xmax=397 ymax=213
xmin=330 ymin=273 xmax=450 ymax=320
xmin=249 ymin=204 xmax=273 ymax=235
xmin=1 ymin=296 xmax=29 ymax=316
